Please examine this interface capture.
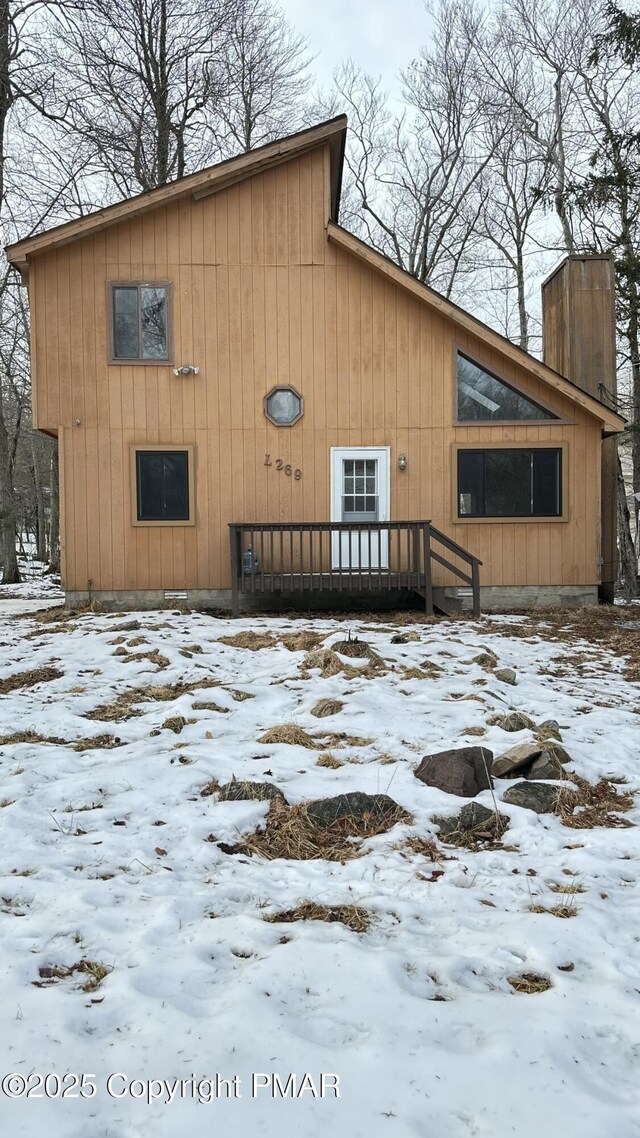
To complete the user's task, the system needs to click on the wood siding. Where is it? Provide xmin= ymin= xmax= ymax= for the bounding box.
xmin=28 ymin=143 xmax=603 ymax=594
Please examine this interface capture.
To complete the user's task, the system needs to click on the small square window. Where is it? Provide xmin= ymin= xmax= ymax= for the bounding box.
xmin=134 ymin=449 xmax=192 ymax=524
xmin=264 ymin=386 xmax=303 ymax=425
xmin=110 ymin=283 xmax=171 ymax=362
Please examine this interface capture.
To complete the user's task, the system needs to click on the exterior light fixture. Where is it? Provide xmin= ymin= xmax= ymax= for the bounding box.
xmin=398 ymin=454 xmax=407 ymax=471
xmin=173 ymin=365 xmax=200 ymax=376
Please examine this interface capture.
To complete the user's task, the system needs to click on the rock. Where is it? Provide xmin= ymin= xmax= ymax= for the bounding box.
xmin=502 ymin=781 xmax=561 ymax=813
xmin=494 ymin=667 xmax=517 ymax=685
xmin=536 ymin=719 xmax=563 ymax=742
xmin=305 ymin=791 xmax=405 ymax=828
xmin=527 ymin=752 xmax=567 ymax=781
xmin=498 ymin=712 xmax=536 ymax=732
xmin=391 ymin=631 xmax=421 ymax=644
xmin=492 ymin=742 xmax=542 ymax=778
xmin=218 ymin=780 xmax=287 ymax=804
xmin=543 ymin=742 xmax=572 ymax=766
xmin=415 ymin=746 xmax=494 ymax=798
xmin=435 ymin=802 xmax=509 ymax=839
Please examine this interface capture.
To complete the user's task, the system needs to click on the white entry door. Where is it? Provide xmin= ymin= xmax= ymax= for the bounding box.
xmin=330 ymin=447 xmax=390 ymax=569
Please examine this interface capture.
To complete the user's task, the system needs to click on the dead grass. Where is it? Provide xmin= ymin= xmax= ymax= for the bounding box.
xmin=310 ymin=698 xmax=344 ymax=718
xmin=508 ymin=972 xmax=552 ymax=994
xmin=555 ymin=774 xmax=635 ymax=829
xmin=264 ymin=901 xmax=371 ymax=933
xmin=34 ymin=959 xmax=112 ymax=992
xmin=434 ymin=811 xmax=510 ymax=851
xmin=192 ymin=700 xmax=229 ymax=713
xmin=548 ymin=881 xmax=586 ymax=894
xmin=162 ymin=715 xmax=187 ymax=734
xmin=258 ymin=724 xmax=316 ymax=748
xmin=224 ymin=798 xmax=409 ymax=863
xmin=301 ymin=648 xmax=386 ymax=680
xmin=0 ymin=729 xmax=66 ymax=746
xmin=200 ymin=776 xmax=221 ymax=798
xmin=121 ymin=648 xmax=170 ymax=668
xmin=280 ymin=631 xmax=325 ymax=652
xmin=218 ymin=631 xmax=277 ymax=650
xmin=529 ymin=901 xmax=580 ymax=918
xmin=316 ymin=753 xmax=344 ymax=769
xmin=85 ymin=679 xmax=219 ymax=722
xmin=399 ymin=836 xmax=442 ymax=860
xmin=461 ymin=726 xmax=487 ymax=737
xmin=316 ymin=731 xmax=374 ymax=748
xmin=0 ymin=665 xmax=64 ymax=695
xmin=227 ymin=689 xmax=255 ymax=701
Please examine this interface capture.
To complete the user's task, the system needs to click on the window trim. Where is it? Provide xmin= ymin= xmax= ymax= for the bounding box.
xmin=451 ymin=441 xmax=569 ymax=524
xmin=129 ymin=444 xmax=195 ymax=527
xmin=452 ymin=342 xmax=572 ymax=427
xmin=108 ymin=281 xmax=174 ymax=365
xmin=264 ymin=384 xmax=304 ymax=427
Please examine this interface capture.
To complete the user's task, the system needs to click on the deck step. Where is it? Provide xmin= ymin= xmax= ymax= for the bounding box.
xmin=432 ymin=588 xmax=463 ymax=616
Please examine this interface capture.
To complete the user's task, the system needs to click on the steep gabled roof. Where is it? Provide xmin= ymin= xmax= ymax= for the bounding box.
xmin=328 ymin=223 xmax=626 ymax=435
xmin=6 ymin=116 xmax=347 ymax=274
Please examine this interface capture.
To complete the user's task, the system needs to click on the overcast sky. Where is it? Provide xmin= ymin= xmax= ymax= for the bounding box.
xmin=279 ymin=0 xmax=433 ymax=91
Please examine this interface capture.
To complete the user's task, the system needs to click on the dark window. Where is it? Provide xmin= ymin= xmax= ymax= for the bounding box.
xmin=136 ymin=451 xmax=189 ymax=521
xmin=112 ymin=284 xmax=169 ymax=360
xmin=458 ymin=449 xmax=562 ymax=518
xmin=457 ymin=353 xmax=558 ymax=422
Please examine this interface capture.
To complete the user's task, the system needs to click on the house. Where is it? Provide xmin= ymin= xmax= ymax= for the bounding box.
xmin=6 ymin=115 xmax=625 ymax=614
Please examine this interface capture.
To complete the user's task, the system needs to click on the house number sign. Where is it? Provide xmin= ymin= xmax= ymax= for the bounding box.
xmin=264 ymin=454 xmax=302 ymax=479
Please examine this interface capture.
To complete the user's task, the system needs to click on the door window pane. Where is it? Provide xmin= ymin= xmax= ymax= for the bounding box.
xmin=458 ymin=449 xmax=561 ymax=517
xmin=136 ymin=450 xmax=189 ymax=521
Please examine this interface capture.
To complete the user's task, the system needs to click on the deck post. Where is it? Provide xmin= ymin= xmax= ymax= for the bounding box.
xmin=471 ymin=559 xmax=481 ymax=618
xmin=422 ymin=523 xmax=433 ymax=614
xmin=230 ymin=525 xmax=240 ymax=618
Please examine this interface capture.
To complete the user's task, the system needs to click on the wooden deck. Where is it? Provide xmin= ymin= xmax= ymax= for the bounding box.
xmin=229 ymin=521 xmax=481 ymax=617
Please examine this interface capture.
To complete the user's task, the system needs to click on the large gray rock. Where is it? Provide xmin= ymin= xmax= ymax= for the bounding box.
xmin=305 ymin=792 xmax=405 ymax=828
xmin=498 ymin=712 xmax=536 ymax=732
xmin=527 ymin=752 xmax=567 ymax=781
xmin=415 ymin=746 xmax=494 ymax=798
xmin=218 ymin=780 xmax=287 ymax=804
xmin=495 ymin=667 xmax=518 ymax=686
xmin=492 ymin=743 xmax=542 ymax=778
xmin=502 ymin=781 xmax=561 ymax=813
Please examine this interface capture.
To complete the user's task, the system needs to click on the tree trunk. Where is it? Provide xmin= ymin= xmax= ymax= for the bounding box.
xmin=32 ymin=445 xmax=47 ymax=562
xmin=617 ymin=452 xmax=638 ymax=598
xmin=48 ymin=443 xmax=60 ymax=575
xmin=0 ymin=401 xmax=19 ymax=583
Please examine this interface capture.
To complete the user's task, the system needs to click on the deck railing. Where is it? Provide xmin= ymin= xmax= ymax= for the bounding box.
xmin=229 ymin=520 xmax=481 ymax=618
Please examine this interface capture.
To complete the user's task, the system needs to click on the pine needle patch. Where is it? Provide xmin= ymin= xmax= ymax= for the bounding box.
xmin=258 ymin=724 xmax=316 ymax=747
xmin=218 ymin=631 xmax=277 ymax=650
xmin=264 ymin=901 xmax=371 ymax=933
xmin=508 ymin=972 xmax=552 ymax=994
xmin=316 ymin=753 xmax=344 ymax=768
xmin=310 ymin=698 xmax=344 ymax=718
xmin=0 ymin=665 xmax=64 ymax=695
xmin=225 ymin=798 xmax=409 ymax=863
xmin=555 ymin=775 xmax=635 ymax=829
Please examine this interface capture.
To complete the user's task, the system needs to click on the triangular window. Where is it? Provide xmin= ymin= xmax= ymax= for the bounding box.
xmin=456 ymin=352 xmax=559 ymax=422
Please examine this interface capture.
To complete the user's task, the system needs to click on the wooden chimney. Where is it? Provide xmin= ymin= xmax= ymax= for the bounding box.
xmin=542 ymin=255 xmax=618 ymax=600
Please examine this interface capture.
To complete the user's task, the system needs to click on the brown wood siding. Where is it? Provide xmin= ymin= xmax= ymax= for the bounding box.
xmin=30 ymin=143 xmax=602 ymax=594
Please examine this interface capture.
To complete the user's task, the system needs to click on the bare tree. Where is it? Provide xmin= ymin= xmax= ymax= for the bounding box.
xmin=213 ymin=0 xmax=313 ymax=155
xmin=50 ymin=0 xmax=236 ymax=195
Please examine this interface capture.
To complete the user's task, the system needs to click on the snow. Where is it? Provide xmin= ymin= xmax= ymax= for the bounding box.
xmin=1 ymin=604 xmax=640 ymax=1138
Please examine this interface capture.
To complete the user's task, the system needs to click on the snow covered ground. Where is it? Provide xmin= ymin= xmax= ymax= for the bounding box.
xmin=0 ymin=601 xmax=639 ymax=1138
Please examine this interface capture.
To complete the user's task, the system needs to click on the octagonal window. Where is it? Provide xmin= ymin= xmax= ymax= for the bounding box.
xmin=264 ymin=385 xmax=303 ymax=426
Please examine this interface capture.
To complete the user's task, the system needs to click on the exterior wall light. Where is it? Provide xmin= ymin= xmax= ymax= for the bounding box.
xmin=398 ymin=454 xmax=407 ymax=471
xmin=173 ymin=365 xmax=200 ymax=376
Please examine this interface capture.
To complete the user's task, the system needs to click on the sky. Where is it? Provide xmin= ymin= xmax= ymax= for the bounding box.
xmin=279 ymin=0 xmax=433 ymax=91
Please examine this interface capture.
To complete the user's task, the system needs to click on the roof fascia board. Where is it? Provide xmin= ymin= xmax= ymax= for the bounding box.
xmin=328 ymin=223 xmax=625 ymax=433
